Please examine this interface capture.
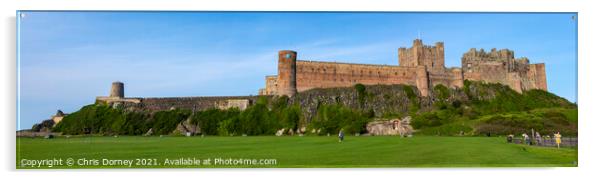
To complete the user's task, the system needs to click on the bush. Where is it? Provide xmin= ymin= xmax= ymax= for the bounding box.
xmin=474 ymin=110 xmax=577 ymax=136
xmin=191 ymin=108 xmax=240 ymax=135
xmin=309 ymin=104 xmax=370 ymax=135
xmin=412 ymin=109 xmax=461 ymax=129
xmin=54 ymin=104 xmax=126 ymax=135
xmin=148 ymin=109 xmax=191 ymax=135
xmin=434 ymin=84 xmax=450 ymax=99
xmin=415 ymin=123 xmax=473 ymax=136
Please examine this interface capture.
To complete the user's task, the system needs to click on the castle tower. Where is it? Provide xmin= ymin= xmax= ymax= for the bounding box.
xmin=276 ymin=50 xmax=297 ymax=97
xmin=434 ymin=42 xmax=445 ymax=73
xmin=398 ymin=39 xmax=445 ymax=73
xmin=109 ymin=81 xmax=124 ymax=98
xmin=415 ymin=65 xmax=430 ymax=96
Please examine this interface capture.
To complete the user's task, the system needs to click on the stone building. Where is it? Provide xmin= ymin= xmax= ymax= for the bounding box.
xmin=259 ymin=39 xmax=547 ymax=96
xmin=366 ymin=117 xmax=413 ymax=136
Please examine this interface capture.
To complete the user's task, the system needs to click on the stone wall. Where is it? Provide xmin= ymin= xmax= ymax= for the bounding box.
xmin=216 ymin=99 xmax=251 ymax=110
xmin=295 ymin=60 xmax=420 ymax=92
xmin=97 ymin=96 xmax=260 ymax=112
xmin=528 ymin=63 xmax=548 ymax=91
xmin=260 ymin=75 xmax=277 ymax=95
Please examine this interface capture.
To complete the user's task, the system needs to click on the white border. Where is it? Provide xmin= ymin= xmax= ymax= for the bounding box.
xmin=2 ymin=0 xmax=601 ymax=180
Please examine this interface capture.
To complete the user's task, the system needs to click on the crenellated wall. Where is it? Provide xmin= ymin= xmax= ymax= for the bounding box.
xmin=262 ymin=39 xmax=547 ymax=97
xmin=398 ymin=39 xmax=445 ymax=73
xmin=295 ymin=60 xmax=420 ymax=92
xmin=96 ymin=96 xmax=259 ymax=112
xmin=461 ymin=48 xmax=547 ymax=93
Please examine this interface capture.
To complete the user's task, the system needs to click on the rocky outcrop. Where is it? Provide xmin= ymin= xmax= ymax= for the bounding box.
xmin=172 ymin=118 xmax=201 ymax=136
xmin=366 ymin=116 xmax=414 ymax=136
xmin=31 ymin=119 xmax=55 ymax=132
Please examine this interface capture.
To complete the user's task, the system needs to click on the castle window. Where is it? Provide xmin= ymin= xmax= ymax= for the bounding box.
xmin=286 ymin=53 xmax=291 ymax=59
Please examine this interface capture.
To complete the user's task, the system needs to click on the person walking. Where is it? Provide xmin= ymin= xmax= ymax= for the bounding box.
xmin=554 ymin=132 xmax=562 ymax=149
xmin=338 ymin=129 xmax=345 ymax=143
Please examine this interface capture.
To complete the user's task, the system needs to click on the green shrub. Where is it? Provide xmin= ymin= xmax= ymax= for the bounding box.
xmin=53 ymin=104 xmax=125 ymax=135
xmin=309 ymin=104 xmax=370 ymax=135
xmin=434 ymin=84 xmax=450 ymax=99
xmin=191 ymin=108 xmax=240 ymax=135
xmin=415 ymin=123 xmax=473 ymax=136
xmin=474 ymin=111 xmax=577 ymax=136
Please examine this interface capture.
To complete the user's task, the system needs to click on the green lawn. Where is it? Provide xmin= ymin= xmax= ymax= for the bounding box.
xmin=16 ymin=136 xmax=577 ymax=168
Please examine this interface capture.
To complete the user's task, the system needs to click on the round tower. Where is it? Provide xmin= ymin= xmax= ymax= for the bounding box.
xmin=277 ymin=50 xmax=297 ymax=97
xmin=109 ymin=81 xmax=124 ymax=98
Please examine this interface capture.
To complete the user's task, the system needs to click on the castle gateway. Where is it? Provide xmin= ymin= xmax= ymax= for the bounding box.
xmin=258 ymin=39 xmax=547 ymax=97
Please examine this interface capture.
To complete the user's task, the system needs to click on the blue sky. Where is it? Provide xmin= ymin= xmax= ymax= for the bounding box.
xmin=17 ymin=12 xmax=577 ymax=130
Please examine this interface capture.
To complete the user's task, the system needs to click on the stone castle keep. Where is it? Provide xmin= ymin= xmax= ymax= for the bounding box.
xmin=259 ymin=39 xmax=547 ymax=97
xmin=95 ymin=39 xmax=547 ymax=112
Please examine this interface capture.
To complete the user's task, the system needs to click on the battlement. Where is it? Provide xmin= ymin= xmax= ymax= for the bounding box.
xmin=462 ymin=48 xmax=515 ymax=62
xmin=398 ymin=39 xmax=445 ymax=73
xmin=298 ymin=60 xmax=398 ymax=68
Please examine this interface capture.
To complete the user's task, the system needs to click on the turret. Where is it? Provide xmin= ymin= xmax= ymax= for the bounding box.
xmin=276 ymin=50 xmax=297 ymax=97
xmin=415 ymin=65 xmax=429 ymax=97
xmin=413 ymin=39 xmax=423 ymax=47
xmin=434 ymin=42 xmax=445 ymax=72
xmin=109 ymin=81 xmax=124 ymax=98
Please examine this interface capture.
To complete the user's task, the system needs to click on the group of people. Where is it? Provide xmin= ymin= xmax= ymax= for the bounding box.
xmin=507 ymin=132 xmax=563 ymax=148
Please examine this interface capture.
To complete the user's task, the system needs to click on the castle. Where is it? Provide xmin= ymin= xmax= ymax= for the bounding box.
xmin=258 ymin=39 xmax=547 ymax=97
xmin=94 ymin=39 xmax=547 ymax=112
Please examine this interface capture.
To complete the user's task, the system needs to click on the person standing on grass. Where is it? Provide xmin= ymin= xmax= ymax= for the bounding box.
xmin=522 ymin=133 xmax=530 ymax=145
xmin=535 ymin=132 xmax=542 ymax=145
xmin=338 ymin=129 xmax=344 ymax=142
xmin=554 ymin=132 xmax=562 ymax=149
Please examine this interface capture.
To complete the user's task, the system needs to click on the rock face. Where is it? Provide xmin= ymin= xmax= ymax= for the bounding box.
xmin=366 ymin=117 xmax=414 ymax=136
xmin=144 ymin=128 xmax=153 ymax=136
xmin=172 ymin=118 xmax=201 ymax=136
xmin=31 ymin=119 xmax=55 ymax=132
xmin=292 ymin=84 xmax=445 ymax=126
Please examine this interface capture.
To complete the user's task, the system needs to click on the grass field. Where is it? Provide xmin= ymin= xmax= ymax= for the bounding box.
xmin=16 ymin=136 xmax=577 ymax=168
